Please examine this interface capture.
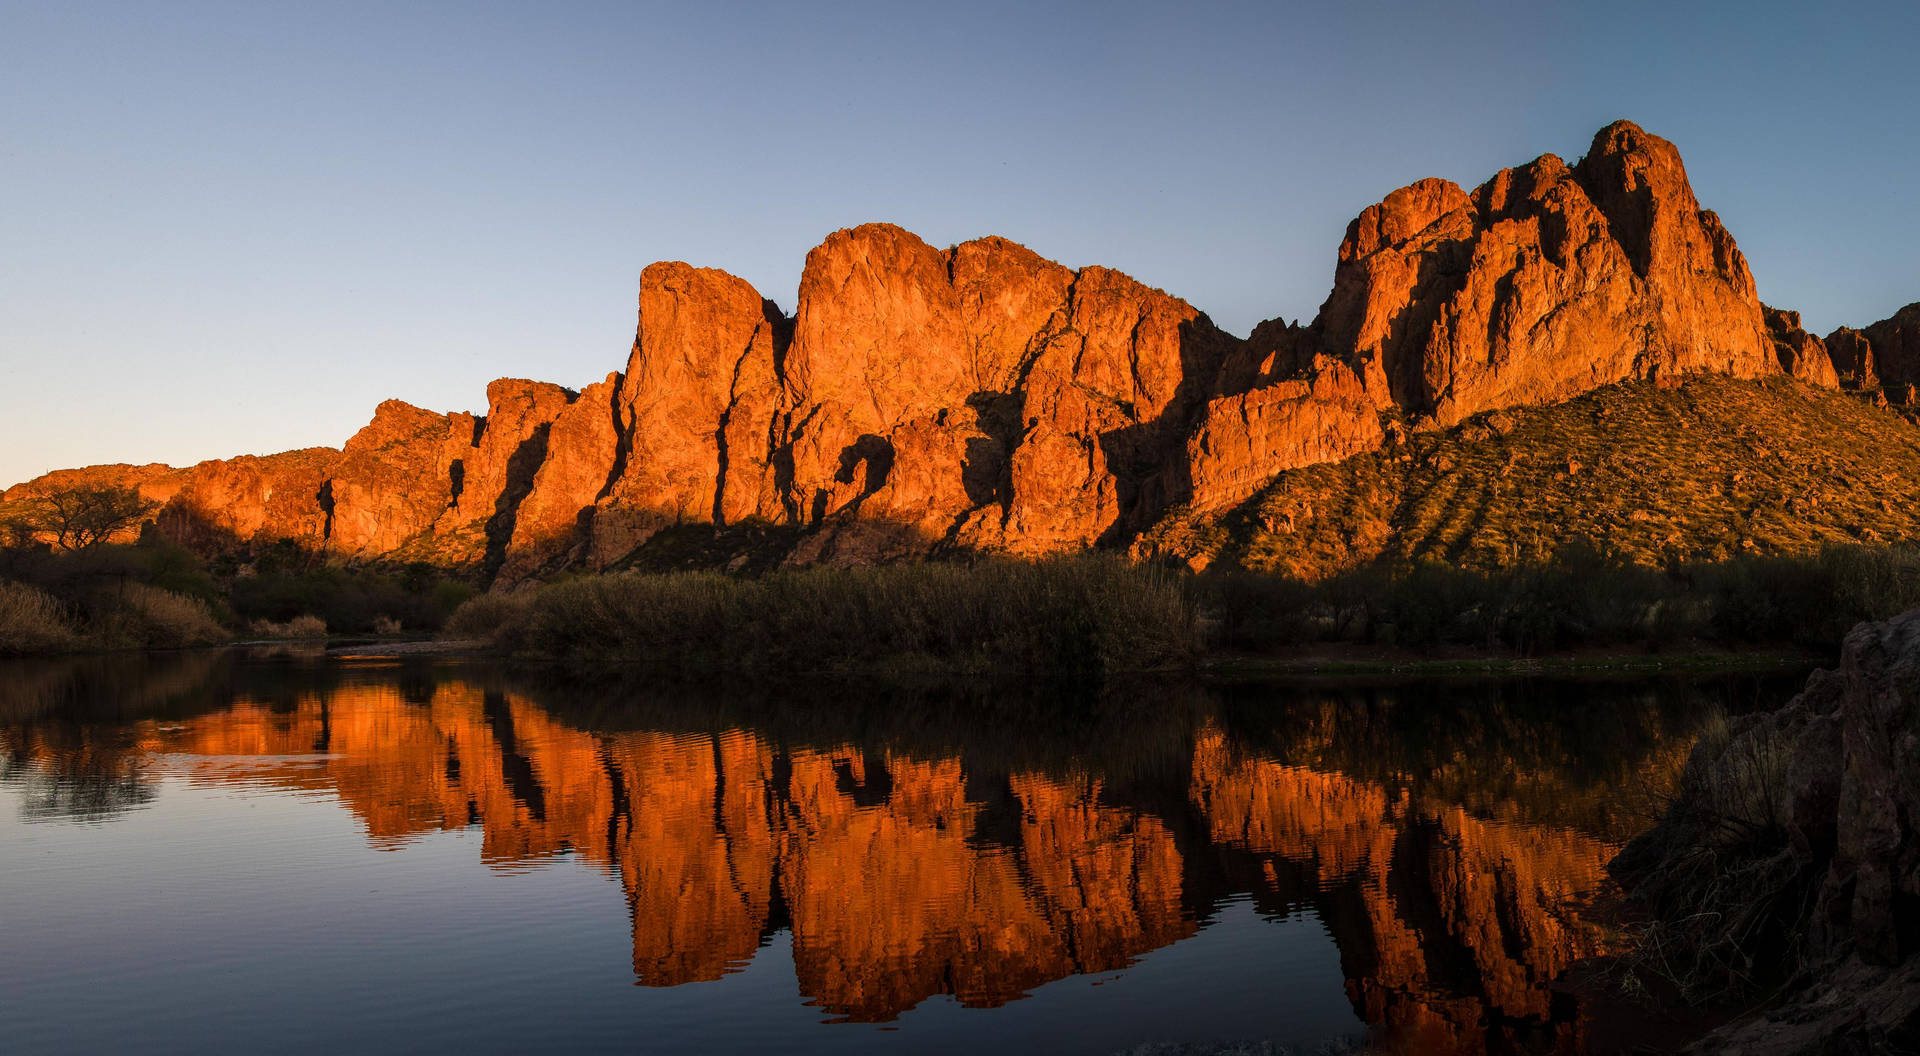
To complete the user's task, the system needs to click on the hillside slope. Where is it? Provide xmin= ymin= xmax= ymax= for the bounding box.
xmin=1141 ymin=375 xmax=1920 ymax=577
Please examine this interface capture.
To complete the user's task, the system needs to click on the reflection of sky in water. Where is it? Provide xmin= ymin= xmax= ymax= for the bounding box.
xmin=0 ymin=659 xmax=1787 ymax=1054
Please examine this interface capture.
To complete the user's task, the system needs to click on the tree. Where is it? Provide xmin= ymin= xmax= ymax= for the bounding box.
xmin=14 ymin=486 xmax=159 ymax=551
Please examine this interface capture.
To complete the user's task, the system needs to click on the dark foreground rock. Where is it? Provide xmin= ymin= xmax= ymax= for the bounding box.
xmin=1612 ymin=608 xmax=1920 ymax=1054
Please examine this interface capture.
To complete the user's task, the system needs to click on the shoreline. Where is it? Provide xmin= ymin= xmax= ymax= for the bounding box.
xmin=283 ymin=638 xmax=1831 ymax=681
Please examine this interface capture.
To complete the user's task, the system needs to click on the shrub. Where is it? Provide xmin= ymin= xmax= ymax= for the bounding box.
xmin=450 ymin=555 xmax=1197 ymax=677
xmin=1199 ymin=541 xmax=1920 ymax=656
xmin=118 ymin=583 xmax=229 ymax=648
xmin=442 ymin=590 xmax=538 ymax=644
xmin=0 ymin=580 xmax=81 ymax=655
xmin=249 ymin=614 xmax=328 ymax=639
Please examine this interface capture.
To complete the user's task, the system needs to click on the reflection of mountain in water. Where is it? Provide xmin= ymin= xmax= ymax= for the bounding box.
xmin=0 ymin=656 xmax=1783 ymax=1052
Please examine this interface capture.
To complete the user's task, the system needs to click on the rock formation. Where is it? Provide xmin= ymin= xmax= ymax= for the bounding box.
xmin=1614 ymin=607 xmax=1920 ymax=1054
xmin=1315 ymin=122 xmax=1775 ymax=426
xmin=499 ymin=372 xmax=623 ymax=580
xmin=1826 ymin=302 xmax=1920 ymax=403
xmin=1764 ymin=306 xmax=1840 ymax=388
xmin=15 ymin=118 xmax=1913 ymax=578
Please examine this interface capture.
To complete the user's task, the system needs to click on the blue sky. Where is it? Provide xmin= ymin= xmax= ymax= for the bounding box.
xmin=4 ymin=0 xmax=1916 ymax=488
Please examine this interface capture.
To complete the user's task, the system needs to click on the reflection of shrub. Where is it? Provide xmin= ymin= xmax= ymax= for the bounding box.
xmin=249 ymin=614 xmax=328 ymax=640
xmin=0 ymin=580 xmax=81 ymax=655
xmin=1611 ymin=710 xmax=1807 ymax=1003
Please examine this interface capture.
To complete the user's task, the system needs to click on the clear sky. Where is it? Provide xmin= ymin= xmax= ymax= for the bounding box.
xmin=4 ymin=1 xmax=1916 ymax=489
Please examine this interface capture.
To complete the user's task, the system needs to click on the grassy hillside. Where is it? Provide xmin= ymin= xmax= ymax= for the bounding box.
xmin=1144 ymin=375 xmax=1920 ymax=577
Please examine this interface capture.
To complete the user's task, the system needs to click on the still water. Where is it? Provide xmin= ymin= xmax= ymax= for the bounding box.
xmin=0 ymin=650 xmax=1800 ymax=1054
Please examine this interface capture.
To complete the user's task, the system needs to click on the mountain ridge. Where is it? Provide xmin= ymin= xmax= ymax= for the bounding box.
xmin=6 ymin=120 xmax=1916 ymax=580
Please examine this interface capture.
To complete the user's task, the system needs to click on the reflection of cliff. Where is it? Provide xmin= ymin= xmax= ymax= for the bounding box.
xmin=2 ymin=673 xmax=1692 ymax=1043
xmin=779 ymin=750 xmax=1190 ymax=1019
xmin=1189 ymin=720 xmax=1614 ymax=1053
xmin=605 ymin=729 xmax=775 ymax=986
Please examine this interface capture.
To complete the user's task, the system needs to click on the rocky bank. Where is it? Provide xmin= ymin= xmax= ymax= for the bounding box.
xmin=1612 ymin=607 xmax=1920 ymax=1053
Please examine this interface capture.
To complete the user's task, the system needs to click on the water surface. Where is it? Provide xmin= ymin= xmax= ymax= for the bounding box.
xmin=0 ymin=651 xmax=1799 ymax=1054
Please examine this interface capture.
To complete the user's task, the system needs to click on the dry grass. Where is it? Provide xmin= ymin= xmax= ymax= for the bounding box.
xmin=1609 ymin=711 xmax=1818 ymax=1003
xmin=248 ymin=614 xmax=328 ymax=640
xmin=0 ymin=580 xmax=81 ymax=655
xmin=116 ymin=583 xmax=228 ymax=648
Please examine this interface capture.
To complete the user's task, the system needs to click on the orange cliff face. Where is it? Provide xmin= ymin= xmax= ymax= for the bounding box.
xmin=12 ymin=118 xmax=1887 ymax=576
xmin=1 ymin=679 xmax=1653 ymax=1044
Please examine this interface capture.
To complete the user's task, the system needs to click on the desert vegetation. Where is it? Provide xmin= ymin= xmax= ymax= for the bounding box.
xmin=445 ymin=555 xmax=1198 ymax=677
xmin=441 ymin=542 xmax=1920 ymax=674
xmin=0 ymin=499 xmax=473 ymax=655
xmin=1146 ymin=376 xmax=1920 ymax=578
xmin=1205 ymin=541 xmax=1920 ymax=656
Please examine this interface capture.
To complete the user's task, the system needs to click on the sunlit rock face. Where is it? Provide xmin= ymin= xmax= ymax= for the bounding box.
xmin=423 ymin=379 xmax=576 ymax=570
xmin=498 ymin=372 xmax=623 ymax=582
xmin=8 ymin=119 xmax=1872 ymax=573
xmin=776 ymin=225 xmax=1239 ymax=561
xmin=0 ymin=673 xmax=1679 ymax=1048
xmin=592 ymin=262 xmax=792 ymax=559
xmin=322 ymin=400 xmax=464 ymax=555
xmin=1826 ymin=302 xmax=1920 ymax=402
xmin=1765 ymin=307 xmax=1841 ymax=389
xmin=1316 ymin=121 xmax=1775 ymax=426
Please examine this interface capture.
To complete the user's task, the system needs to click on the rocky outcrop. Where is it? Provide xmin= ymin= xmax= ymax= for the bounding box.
xmin=595 ymin=262 xmax=790 ymax=555
xmin=777 ymin=226 xmax=1238 ymax=560
xmin=321 ymin=400 xmax=461 ymax=555
xmin=1315 ymin=121 xmax=1776 ymax=425
xmin=1184 ymin=355 xmax=1382 ymax=512
xmin=1826 ymin=302 xmax=1920 ymax=403
xmin=15 ymin=119 xmax=1904 ymax=576
xmin=498 ymin=373 xmax=623 ymax=582
xmin=1825 ymin=326 xmax=1879 ymax=389
xmin=1764 ymin=306 xmax=1840 ymax=388
xmin=1614 ymin=608 xmax=1920 ymax=1054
